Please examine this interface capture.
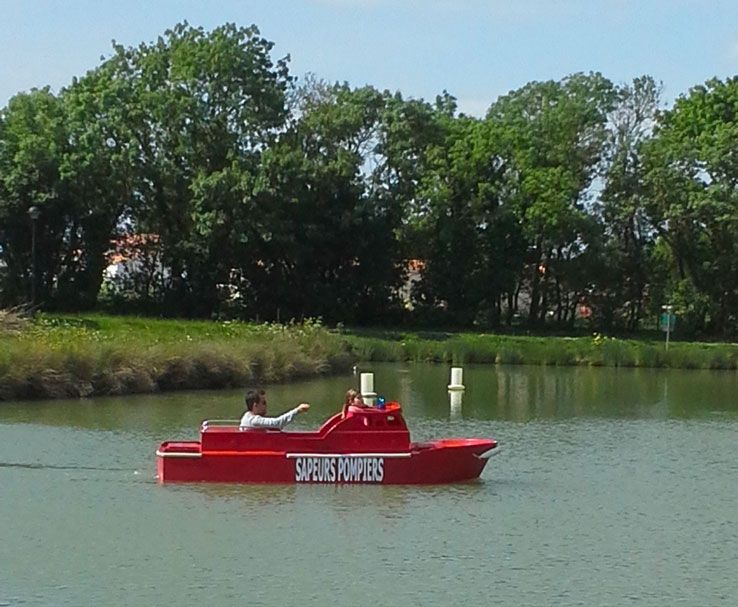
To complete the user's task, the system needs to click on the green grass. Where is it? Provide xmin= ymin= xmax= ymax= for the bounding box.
xmin=1 ymin=312 xmax=736 ymax=401
xmin=0 ymin=313 xmax=352 ymax=401
xmin=341 ymin=330 xmax=738 ymax=372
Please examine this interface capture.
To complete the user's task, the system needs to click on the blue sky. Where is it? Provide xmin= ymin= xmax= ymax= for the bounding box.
xmin=2 ymin=0 xmax=738 ymax=115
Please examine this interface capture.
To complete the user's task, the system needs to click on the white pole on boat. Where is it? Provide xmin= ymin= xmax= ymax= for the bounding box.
xmin=448 ymin=367 xmax=465 ymax=391
xmin=360 ymin=372 xmax=376 ymax=405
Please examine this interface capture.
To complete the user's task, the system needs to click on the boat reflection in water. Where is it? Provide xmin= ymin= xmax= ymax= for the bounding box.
xmin=449 ymin=390 xmax=463 ymax=421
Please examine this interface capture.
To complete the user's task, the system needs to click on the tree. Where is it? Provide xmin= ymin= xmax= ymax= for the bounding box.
xmin=53 ymin=57 xmax=142 ymax=308
xmin=1 ymin=22 xmax=293 ymax=316
xmin=246 ymin=84 xmax=404 ymax=323
xmin=369 ymin=91 xmax=458 ymax=322
xmin=597 ymin=76 xmax=662 ymax=330
xmin=643 ymin=77 xmax=738 ymax=336
xmin=487 ymin=73 xmax=618 ymax=327
xmin=0 ymin=89 xmax=68 ymax=306
xmin=413 ymin=113 xmax=521 ymax=326
xmin=110 ymin=22 xmax=293 ymax=316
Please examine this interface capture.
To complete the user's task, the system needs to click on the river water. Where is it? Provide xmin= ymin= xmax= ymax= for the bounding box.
xmin=1 ymin=363 xmax=737 ymax=606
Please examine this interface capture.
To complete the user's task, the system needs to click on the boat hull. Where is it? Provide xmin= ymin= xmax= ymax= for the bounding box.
xmin=156 ymin=402 xmax=499 ymax=484
xmin=157 ymin=438 xmax=496 ymax=484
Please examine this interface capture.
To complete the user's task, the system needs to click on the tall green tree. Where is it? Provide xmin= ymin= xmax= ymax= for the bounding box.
xmin=643 ymin=77 xmax=738 ymax=336
xmin=0 ymin=88 xmax=68 ymax=306
xmin=487 ymin=72 xmax=617 ymax=326
xmin=597 ymin=76 xmax=662 ymax=330
xmin=247 ymin=84 xmax=405 ymax=323
xmin=365 ymin=91 xmax=457 ymax=322
xmin=413 ymin=112 xmax=523 ymax=326
xmin=53 ymin=57 xmax=142 ymax=308
xmin=110 ymin=22 xmax=292 ymax=316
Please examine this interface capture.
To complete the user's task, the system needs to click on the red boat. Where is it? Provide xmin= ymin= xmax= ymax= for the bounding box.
xmin=156 ymin=402 xmax=499 ymax=484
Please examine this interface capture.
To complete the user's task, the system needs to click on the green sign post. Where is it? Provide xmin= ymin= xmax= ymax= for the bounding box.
xmin=660 ymin=305 xmax=676 ymax=350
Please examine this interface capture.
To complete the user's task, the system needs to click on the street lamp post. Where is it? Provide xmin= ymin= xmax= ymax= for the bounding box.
xmin=28 ymin=206 xmax=40 ymax=305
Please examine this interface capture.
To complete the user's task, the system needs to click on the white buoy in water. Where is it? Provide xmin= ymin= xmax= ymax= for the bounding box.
xmin=360 ymin=373 xmax=377 ymax=400
xmin=448 ymin=367 xmax=465 ymax=391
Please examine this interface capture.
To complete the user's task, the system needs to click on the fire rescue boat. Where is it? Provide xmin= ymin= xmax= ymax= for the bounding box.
xmin=156 ymin=401 xmax=499 ymax=484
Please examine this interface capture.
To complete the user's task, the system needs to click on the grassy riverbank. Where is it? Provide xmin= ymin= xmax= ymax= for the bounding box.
xmin=347 ymin=331 xmax=738 ymax=370
xmin=1 ymin=312 xmax=736 ymax=401
xmin=0 ymin=313 xmax=352 ymax=400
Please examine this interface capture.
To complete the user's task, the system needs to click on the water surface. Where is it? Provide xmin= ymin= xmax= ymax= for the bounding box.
xmin=1 ymin=364 xmax=737 ymax=606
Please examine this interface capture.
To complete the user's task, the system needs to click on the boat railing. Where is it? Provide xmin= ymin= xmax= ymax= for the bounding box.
xmin=201 ymin=419 xmax=241 ymax=430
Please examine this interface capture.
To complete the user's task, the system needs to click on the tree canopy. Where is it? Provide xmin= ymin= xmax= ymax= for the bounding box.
xmin=1 ymin=22 xmax=737 ymax=337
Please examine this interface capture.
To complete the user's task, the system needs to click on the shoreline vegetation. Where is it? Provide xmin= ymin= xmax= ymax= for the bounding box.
xmin=1 ymin=312 xmax=737 ymax=402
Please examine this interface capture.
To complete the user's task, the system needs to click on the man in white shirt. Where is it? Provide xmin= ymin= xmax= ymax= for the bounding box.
xmin=239 ymin=388 xmax=310 ymax=429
